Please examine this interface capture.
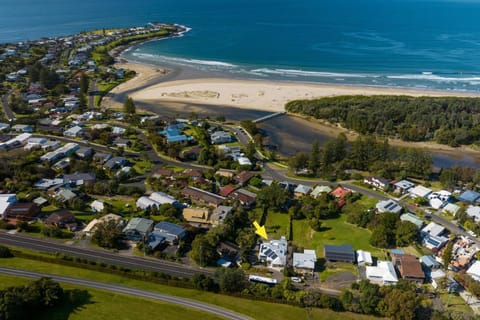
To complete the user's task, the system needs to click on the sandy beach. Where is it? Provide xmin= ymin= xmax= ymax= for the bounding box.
xmin=104 ymin=60 xmax=479 ymax=112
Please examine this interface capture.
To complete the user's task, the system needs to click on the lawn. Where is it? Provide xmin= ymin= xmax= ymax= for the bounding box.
xmin=0 ymin=253 xmax=373 ymax=320
xmin=133 ymin=159 xmax=153 ymax=175
xmin=0 ymin=274 xmax=224 ymax=320
xmin=291 ymin=214 xmax=386 ymax=259
xmin=437 ymin=290 xmax=474 ymax=315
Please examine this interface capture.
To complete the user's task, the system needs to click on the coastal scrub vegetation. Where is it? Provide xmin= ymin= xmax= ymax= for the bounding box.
xmin=286 ymin=95 xmax=480 ymax=147
xmin=288 ymin=134 xmax=432 ymax=180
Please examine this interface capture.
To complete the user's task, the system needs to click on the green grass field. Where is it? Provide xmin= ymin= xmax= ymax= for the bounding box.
xmin=0 ymin=253 xmax=373 ymax=320
xmin=0 ymin=274 xmax=224 ymax=320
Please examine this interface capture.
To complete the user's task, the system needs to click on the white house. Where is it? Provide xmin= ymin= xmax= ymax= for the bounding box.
xmin=421 ymin=222 xmax=449 ymax=250
xmin=210 ymin=131 xmax=231 ymax=144
xmin=466 ymin=206 xmax=480 ymax=222
xmin=149 ymin=192 xmax=177 ymax=206
xmin=0 ymin=123 xmax=10 ymax=132
xmin=366 ymin=261 xmax=398 ymax=285
xmin=90 ymin=200 xmax=105 ymax=212
xmin=357 ymin=250 xmax=373 ymax=266
xmin=442 ymin=203 xmax=461 ymax=216
xmin=64 ymin=125 xmax=84 ymax=137
xmin=238 ymin=157 xmax=252 ymax=166
xmin=410 ymin=185 xmax=432 ymax=199
xmin=467 ymin=261 xmax=480 ymax=282
xmin=293 ymin=249 xmax=317 ymax=275
xmin=394 ymin=180 xmax=415 ymax=193
xmin=259 ymin=236 xmax=288 ymax=268
xmin=0 ymin=194 xmax=17 ymax=218
xmin=136 ymin=197 xmax=159 ymax=210
xmin=376 ymin=199 xmax=402 ymax=214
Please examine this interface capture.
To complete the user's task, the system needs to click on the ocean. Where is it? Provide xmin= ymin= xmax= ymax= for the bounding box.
xmin=2 ymin=0 xmax=480 ymax=91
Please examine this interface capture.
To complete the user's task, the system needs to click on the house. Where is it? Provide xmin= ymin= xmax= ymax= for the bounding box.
xmin=259 ymin=236 xmax=288 ymax=267
xmin=103 ymin=156 xmax=128 ymax=170
xmin=152 ymin=221 xmax=186 ymax=244
xmin=294 ymin=184 xmax=312 ymax=198
xmin=45 ymin=210 xmax=76 ymax=230
xmin=122 ymin=217 xmax=154 ymax=241
xmin=183 ymin=169 xmax=203 ymax=179
xmin=210 ymin=131 xmax=231 ymax=144
xmin=467 ymin=261 xmax=480 ymax=282
xmin=113 ymin=137 xmax=131 ymax=148
xmin=63 ymin=125 xmax=84 ymax=137
xmin=217 ymin=241 xmax=241 ymax=266
xmin=0 ymin=194 xmax=18 ymax=218
xmin=237 ymin=157 xmax=252 ymax=167
xmin=181 ymin=186 xmax=226 ymax=207
xmin=0 ymin=133 xmax=32 ymax=150
xmin=34 ymin=178 xmax=64 ymax=189
xmin=357 ymin=250 xmax=373 ymax=266
xmin=182 ymin=146 xmax=203 ymax=160
xmin=220 ymin=185 xmax=237 ymax=197
xmin=420 ymin=255 xmax=441 ymax=271
xmin=12 ymin=124 xmax=34 ymax=133
xmin=330 ymin=186 xmax=351 ymax=199
xmin=54 ymin=188 xmax=77 ymax=203
xmin=153 ymin=168 xmax=174 ymax=178
xmin=24 ymin=137 xmax=47 ymax=150
xmin=428 ymin=190 xmax=451 ymax=209
xmin=63 ymin=172 xmax=96 ymax=186
xmin=4 ymin=203 xmax=39 ymax=221
xmin=232 ymin=188 xmax=257 ymax=207
xmin=52 ymin=158 xmax=70 ymax=171
xmin=392 ymin=253 xmax=425 ymax=284
xmin=466 ymin=206 xmax=480 ymax=222
xmin=421 ymin=222 xmax=449 ymax=251
xmin=210 ymin=205 xmax=234 ymax=225
xmin=400 ymin=213 xmax=424 ymax=229
xmin=149 ymin=192 xmax=178 ymax=206
xmin=458 ymin=190 xmax=480 ymax=203
xmin=33 ymin=197 xmax=48 ymax=207
xmin=75 ymin=147 xmax=93 ymax=158
xmin=93 ymin=152 xmax=112 ymax=164
xmin=394 ymin=180 xmax=415 ymax=194
xmin=310 ymin=185 xmax=332 ymax=198
xmin=159 ymin=125 xmax=192 ymax=145
xmin=442 ymin=203 xmax=461 ymax=217
xmin=293 ymin=249 xmax=317 ymax=275
xmin=376 ymin=199 xmax=402 ymax=214
xmin=136 ymin=197 xmax=160 ymax=210
xmin=90 ymin=200 xmax=105 ymax=212
xmin=182 ymin=207 xmax=211 ymax=225
xmin=324 ymin=244 xmax=355 ymax=263
xmin=0 ymin=123 xmax=10 ymax=132
xmin=82 ymin=213 xmax=123 ymax=236
xmin=112 ymin=126 xmax=126 ymax=135
xmin=215 ymin=169 xmax=235 ymax=179
xmin=40 ymin=142 xmax=79 ymax=162
xmin=366 ymin=261 xmax=398 ymax=285
xmin=409 ymin=185 xmax=432 ymax=199
xmin=364 ymin=176 xmax=390 ymax=190
xmin=234 ymin=171 xmax=256 ymax=186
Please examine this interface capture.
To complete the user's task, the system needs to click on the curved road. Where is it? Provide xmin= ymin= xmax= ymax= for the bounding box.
xmin=0 ymin=267 xmax=252 ymax=320
xmin=0 ymin=232 xmax=213 ymax=278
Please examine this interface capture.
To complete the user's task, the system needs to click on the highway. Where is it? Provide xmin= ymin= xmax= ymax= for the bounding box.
xmin=0 ymin=232 xmax=213 ymax=278
xmin=0 ymin=267 xmax=253 ymax=320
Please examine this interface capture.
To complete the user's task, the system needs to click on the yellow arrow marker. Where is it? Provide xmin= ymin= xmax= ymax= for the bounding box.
xmin=253 ymin=221 xmax=268 ymax=240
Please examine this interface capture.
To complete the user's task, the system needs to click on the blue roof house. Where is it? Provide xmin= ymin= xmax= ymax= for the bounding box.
xmin=458 ymin=190 xmax=480 ymax=203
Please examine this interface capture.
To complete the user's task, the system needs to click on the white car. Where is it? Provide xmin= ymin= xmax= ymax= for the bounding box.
xmin=290 ymin=277 xmax=302 ymax=283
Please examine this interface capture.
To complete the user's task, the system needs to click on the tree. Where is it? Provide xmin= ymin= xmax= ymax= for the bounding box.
xmin=257 ymin=183 xmax=289 ymax=211
xmin=123 ymin=96 xmax=136 ymax=114
xmin=245 ymin=141 xmax=256 ymax=159
xmin=79 ymin=73 xmax=89 ymax=95
xmin=442 ymin=241 xmax=454 ymax=269
xmin=92 ymin=220 xmax=125 ymax=250
xmin=395 ymin=221 xmax=419 ymax=247
xmin=308 ymin=140 xmax=320 ymax=174
xmin=0 ymin=245 xmax=12 ymax=258
xmin=378 ymin=288 xmax=419 ymax=320
xmin=190 ymin=235 xmax=219 ymax=267
xmin=215 ymin=268 xmax=246 ymax=293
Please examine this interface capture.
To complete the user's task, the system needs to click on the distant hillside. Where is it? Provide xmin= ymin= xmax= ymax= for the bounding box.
xmin=285 ymin=95 xmax=480 ymax=147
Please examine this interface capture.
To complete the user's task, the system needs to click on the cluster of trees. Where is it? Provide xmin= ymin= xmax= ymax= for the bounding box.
xmin=288 ymin=134 xmax=432 ymax=180
xmin=286 ymin=95 xmax=480 ymax=146
xmin=288 ymin=192 xmax=342 ymax=231
xmin=347 ymin=211 xmax=419 ymax=248
xmin=28 ymin=61 xmax=61 ymax=89
xmin=78 ymin=73 xmax=89 ymax=109
xmin=0 ymin=278 xmax=66 ymax=320
xmin=439 ymin=165 xmax=480 ymax=190
xmin=190 ymin=207 xmax=255 ymax=266
xmin=340 ymin=280 xmax=423 ymax=320
xmin=91 ymin=220 xmax=125 ymax=250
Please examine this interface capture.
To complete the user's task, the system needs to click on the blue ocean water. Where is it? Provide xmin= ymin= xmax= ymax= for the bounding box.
xmin=3 ymin=0 xmax=480 ymax=91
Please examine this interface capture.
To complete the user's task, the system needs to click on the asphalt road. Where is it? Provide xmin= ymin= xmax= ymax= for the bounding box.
xmin=0 ymin=232 xmax=213 ymax=278
xmin=0 ymin=267 xmax=252 ymax=320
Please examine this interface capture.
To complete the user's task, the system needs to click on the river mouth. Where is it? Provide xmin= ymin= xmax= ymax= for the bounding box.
xmin=137 ymin=100 xmax=480 ymax=169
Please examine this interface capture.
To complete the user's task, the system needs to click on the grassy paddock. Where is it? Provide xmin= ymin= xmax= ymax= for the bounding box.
xmin=0 ymin=252 xmax=372 ymax=320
